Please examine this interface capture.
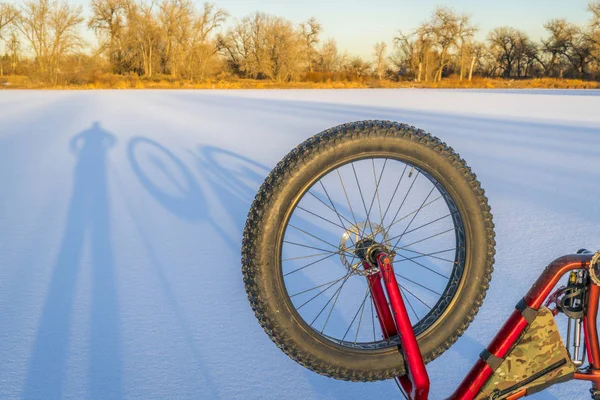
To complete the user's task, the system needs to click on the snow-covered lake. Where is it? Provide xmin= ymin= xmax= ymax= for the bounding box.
xmin=1 ymin=89 xmax=600 ymax=400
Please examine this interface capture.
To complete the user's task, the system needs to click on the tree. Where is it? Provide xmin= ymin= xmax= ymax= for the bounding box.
xmin=390 ymin=28 xmax=433 ymax=81
xmin=6 ymin=29 xmax=19 ymax=73
xmin=373 ymin=41 xmax=386 ymax=79
xmin=342 ymin=55 xmax=370 ymax=77
xmin=568 ymin=29 xmax=594 ymax=77
xmin=88 ymin=0 xmax=127 ymax=73
xmin=542 ymin=18 xmax=595 ymax=78
xmin=299 ymin=17 xmax=320 ymax=72
xmin=121 ymin=0 xmax=156 ymax=77
xmin=315 ymin=38 xmax=339 ymax=72
xmin=158 ymin=0 xmax=192 ymax=76
xmin=488 ymin=26 xmax=525 ymax=77
xmin=17 ymin=0 xmax=84 ymax=83
xmin=456 ymin=13 xmax=477 ymax=80
xmin=542 ymin=19 xmax=575 ymax=76
xmin=218 ymin=12 xmax=301 ymax=81
xmin=185 ymin=2 xmax=227 ymax=79
xmin=589 ymin=1 xmax=600 ymax=66
xmin=0 ymin=2 xmax=19 ymax=35
xmin=467 ymin=41 xmax=486 ymax=80
xmin=0 ymin=2 xmax=20 ymax=76
xmin=591 ymin=1 xmax=600 ymax=27
xmin=425 ymin=6 xmax=460 ymax=82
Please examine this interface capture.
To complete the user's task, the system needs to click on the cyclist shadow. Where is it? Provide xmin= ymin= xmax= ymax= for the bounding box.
xmin=23 ymin=122 xmax=122 ymax=400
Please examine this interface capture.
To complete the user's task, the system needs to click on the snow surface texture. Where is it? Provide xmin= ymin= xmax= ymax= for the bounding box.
xmin=1 ymin=89 xmax=600 ymax=400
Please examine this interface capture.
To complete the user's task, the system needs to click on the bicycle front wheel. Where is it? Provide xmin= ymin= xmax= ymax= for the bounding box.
xmin=242 ymin=121 xmax=495 ymax=381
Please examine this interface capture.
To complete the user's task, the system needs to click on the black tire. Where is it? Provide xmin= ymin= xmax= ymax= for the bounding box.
xmin=242 ymin=121 xmax=495 ymax=381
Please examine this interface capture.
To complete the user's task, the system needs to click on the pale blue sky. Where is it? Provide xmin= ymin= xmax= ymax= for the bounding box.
xmin=6 ymin=0 xmax=596 ymax=58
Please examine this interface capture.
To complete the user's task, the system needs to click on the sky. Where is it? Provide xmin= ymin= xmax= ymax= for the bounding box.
xmin=4 ymin=0 xmax=596 ymax=59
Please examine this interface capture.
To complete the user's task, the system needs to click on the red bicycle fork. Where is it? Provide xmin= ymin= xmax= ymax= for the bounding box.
xmin=368 ymin=252 xmax=597 ymax=400
xmin=368 ymin=252 xmax=430 ymax=400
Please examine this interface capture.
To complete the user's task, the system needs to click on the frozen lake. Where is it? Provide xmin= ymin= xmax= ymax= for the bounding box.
xmin=1 ymin=89 xmax=600 ymax=399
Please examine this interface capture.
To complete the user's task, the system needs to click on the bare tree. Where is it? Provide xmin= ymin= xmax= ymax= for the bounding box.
xmin=88 ymin=0 xmax=127 ymax=72
xmin=6 ymin=28 xmax=19 ymax=73
xmin=426 ymin=7 xmax=460 ymax=81
xmin=589 ymin=1 xmax=600 ymax=64
xmin=542 ymin=19 xmax=575 ymax=76
xmin=315 ymin=38 xmax=339 ymax=72
xmin=125 ymin=0 xmax=162 ymax=77
xmin=0 ymin=2 xmax=19 ymax=35
xmin=299 ymin=17 xmax=320 ymax=72
xmin=456 ymin=13 xmax=477 ymax=80
xmin=157 ymin=0 xmax=191 ymax=75
xmin=185 ymin=2 xmax=227 ymax=79
xmin=467 ymin=41 xmax=486 ymax=80
xmin=17 ymin=0 xmax=84 ymax=83
xmin=218 ymin=12 xmax=301 ymax=81
xmin=591 ymin=1 xmax=600 ymax=26
xmin=390 ymin=31 xmax=416 ymax=80
xmin=488 ymin=26 xmax=523 ymax=77
xmin=342 ymin=55 xmax=371 ymax=77
xmin=0 ymin=2 xmax=20 ymax=76
xmin=542 ymin=19 xmax=595 ymax=78
xmin=390 ymin=28 xmax=433 ymax=81
xmin=373 ymin=41 xmax=387 ymax=79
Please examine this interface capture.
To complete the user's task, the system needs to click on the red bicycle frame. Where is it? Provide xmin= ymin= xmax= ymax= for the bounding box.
xmin=368 ymin=252 xmax=597 ymax=400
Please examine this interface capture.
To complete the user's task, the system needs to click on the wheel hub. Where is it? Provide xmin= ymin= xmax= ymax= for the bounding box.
xmin=339 ymin=221 xmax=391 ymax=276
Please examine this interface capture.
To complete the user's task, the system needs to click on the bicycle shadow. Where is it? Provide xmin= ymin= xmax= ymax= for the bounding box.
xmin=23 ymin=122 xmax=123 ymax=400
xmin=121 ymin=137 xmax=221 ymax=398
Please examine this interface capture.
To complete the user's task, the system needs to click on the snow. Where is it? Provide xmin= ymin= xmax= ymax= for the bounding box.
xmin=1 ymin=88 xmax=600 ymax=400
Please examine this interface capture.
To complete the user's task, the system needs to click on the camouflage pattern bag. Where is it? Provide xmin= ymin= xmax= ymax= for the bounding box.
xmin=476 ymin=307 xmax=576 ymax=399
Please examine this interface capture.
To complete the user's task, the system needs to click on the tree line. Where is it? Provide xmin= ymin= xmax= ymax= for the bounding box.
xmin=1 ymin=0 xmax=600 ymax=85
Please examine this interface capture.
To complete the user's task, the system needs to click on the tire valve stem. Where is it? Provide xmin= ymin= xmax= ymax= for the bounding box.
xmin=408 ymin=166 xmax=415 ymax=178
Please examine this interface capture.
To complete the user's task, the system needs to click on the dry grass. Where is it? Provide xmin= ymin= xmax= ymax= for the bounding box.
xmin=1 ymin=74 xmax=599 ymax=90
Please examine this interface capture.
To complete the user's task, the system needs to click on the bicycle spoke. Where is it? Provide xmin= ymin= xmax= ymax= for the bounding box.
xmin=354 ymin=288 xmax=369 ymax=344
xmin=370 ymin=294 xmax=376 ymax=343
xmin=399 ymin=286 xmax=420 ymax=320
xmin=394 ymin=228 xmax=455 ymax=252
xmin=284 ymin=252 xmax=340 ymax=277
xmin=351 ymin=162 xmax=371 ymax=237
xmin=320 ymin=279 xmax=346 ymax=334
xmin=367 ymin=277 xmax=395 ymax=342
xmin=288 ymin=223 xmax=345 ymax=253
xmin=395 ymin=273 xmax=442 ymax=296
xmin=290 ymin=276 xmax=350 ymax=298
xmin=381 ymin=164 xmax=408 ymax=223
xmin=309 ymin=188 xmax=355 ymax=230
xmin=310 ymin=274 xmax=351 ymax=327
xmin=399 ymin=283 xmax=433 ymax=311
xmin=391 ymin=185 xmax=436 ymax=250
xmin=391 ymin=213 xmax=453 ymax=244
xmin=296 ymin=205 xmax=346 ymax=231
xmin=394 ymin=248 xmax=456 ymax=264
xmin=371 ymin=159 xmax=386 ymax=230
xmin=396 ymin=251 xmax=449 ymax=279
xmin=382 ymin=170 xmax=421 ymax=240
xmin=379 ymin=195 xmax=444 ymax=237
xmin=283 ymin=240 xmax=354 ymax=258
xmin=341 ymin=287 xmax=370 ymax=342
xmin=282 ymin=252 xmax=333 ymax=262
xmin=297 ymin=273 xmax=351 ymax=310
xmin=337 ymin=169 xmax=361 ymax=234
